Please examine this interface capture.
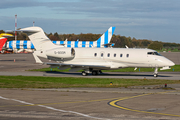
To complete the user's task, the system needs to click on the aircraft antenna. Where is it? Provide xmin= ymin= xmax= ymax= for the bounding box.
xmin=33 ymin=21 xmax=35 ymax=27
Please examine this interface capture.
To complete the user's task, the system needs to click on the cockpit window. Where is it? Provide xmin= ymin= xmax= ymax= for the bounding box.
xmin=147 ymin=52 xmax=162 ymax=56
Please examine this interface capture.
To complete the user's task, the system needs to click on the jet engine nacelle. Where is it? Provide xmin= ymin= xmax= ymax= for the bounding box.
xmin=46 ymin=47 xmax=75 ymax=61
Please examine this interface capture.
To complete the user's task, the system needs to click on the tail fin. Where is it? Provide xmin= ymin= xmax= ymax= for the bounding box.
xmin=96 ymin=27 xmax=115 ymax=48
xmin=0 ymin=33 xmax=13 ymax=51
xmin=20 ymin=27 xmax=58 ymax=51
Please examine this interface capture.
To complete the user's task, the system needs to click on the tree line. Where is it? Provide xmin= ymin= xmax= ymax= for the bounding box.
xmin=1 ymin=30 xmax=180 ymax=50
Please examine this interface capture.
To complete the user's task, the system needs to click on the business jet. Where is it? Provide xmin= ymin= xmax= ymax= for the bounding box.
xmin=4 ymin=27 xmax=115 ymax=53
xmin=0 ymin=33 xmax=13 ymax=53
xmin=20 ymin=26 xmax=175 ymax=77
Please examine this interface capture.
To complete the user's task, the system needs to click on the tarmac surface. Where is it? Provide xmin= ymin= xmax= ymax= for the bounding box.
xmin=0 ymin=88 xmax=180 ymax=120
xmin=0 ymin=53 xmax=180 ymax=120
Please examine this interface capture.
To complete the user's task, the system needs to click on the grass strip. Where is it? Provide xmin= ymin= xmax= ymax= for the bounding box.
xmin=0 ymin=76 xmax=180 ymax=88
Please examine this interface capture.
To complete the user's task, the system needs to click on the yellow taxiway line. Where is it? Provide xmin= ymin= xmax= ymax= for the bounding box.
xmin=0 ymin=96 xmax=123 ymax=108
xmin=108 ymin=91 xmax=180 ymax=117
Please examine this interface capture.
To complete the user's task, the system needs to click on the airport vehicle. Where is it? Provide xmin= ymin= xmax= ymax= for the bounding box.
xmin=20 ymin=26 xmax=175 ymax=77
xmin=0 ymin=33 xmax=13 ymax=53
xmin=4 ymin=27 xmax=115 ymax=53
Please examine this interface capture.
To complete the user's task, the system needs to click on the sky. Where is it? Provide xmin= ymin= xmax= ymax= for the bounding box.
xmin=0 ymin=0 xmax=180 ymax=43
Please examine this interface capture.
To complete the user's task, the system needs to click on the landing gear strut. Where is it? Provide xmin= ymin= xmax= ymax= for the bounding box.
xmin=153 ymin=67 xmax=158 ymax=77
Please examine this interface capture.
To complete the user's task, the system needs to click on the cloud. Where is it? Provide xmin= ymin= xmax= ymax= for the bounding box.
xmin=0 ymin=0 xmax=41 ymax=9
xmin=0 ymin=0 xmax=180 ymax=43
xmin=42 ymin=0 xmax=180 ymax=18
xmin=1 ymin=0 xmax=180 ymax=20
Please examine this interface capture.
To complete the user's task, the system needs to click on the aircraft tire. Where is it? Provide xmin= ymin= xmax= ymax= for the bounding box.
xmin=154 ymin=74 xmax=158 ymax=77
xmin=92 ymin=71 xmax=97 ymax=75
xmin=99 ymin=70 xmax=102 ymax=73
xmin=82 ymin=71 xmax=87 ymax=76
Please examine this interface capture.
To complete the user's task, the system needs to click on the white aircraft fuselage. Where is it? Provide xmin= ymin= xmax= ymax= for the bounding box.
xmin=42 ymin=47 xmax=174 ymax=69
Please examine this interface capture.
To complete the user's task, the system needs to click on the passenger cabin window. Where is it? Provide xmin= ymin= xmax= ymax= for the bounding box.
xmin=120 ymin=54 xmax=123 ymax=57
xmin=101 ymin=53 xmax=103 ymax=57
xmin=127 ymin=54 xmax=129 ymax=57
xmin=147 ymin=52 xmax=161 ymax=56
xmin=107 ymin=53 xmax=110 ymax=57
xmin=114 ymin=54 xmax=116 ymax=57
xmin=94 ymin=53 xmax=97 ymax=57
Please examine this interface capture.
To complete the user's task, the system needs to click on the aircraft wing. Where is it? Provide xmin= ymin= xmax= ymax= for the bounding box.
xmin=46 ymin=62 xmax=109 ymax=68
xmin=44 ymin=61 xmax=128 ymax=71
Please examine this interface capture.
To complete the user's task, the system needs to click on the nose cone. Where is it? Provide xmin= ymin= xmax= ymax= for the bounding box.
xmin=168 ymin=60 xmax=175 ymax=66
xmin=159 ymin=57 xmax=175 ymax=67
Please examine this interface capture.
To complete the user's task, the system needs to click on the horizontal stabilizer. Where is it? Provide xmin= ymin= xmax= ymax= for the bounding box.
xmin=17 ymin=29 xmax=39 ymax=33
xmin=102 ymin=43 xmax=115 ymax=47
xmin=0 ymin=33 xmax=13 ymax=38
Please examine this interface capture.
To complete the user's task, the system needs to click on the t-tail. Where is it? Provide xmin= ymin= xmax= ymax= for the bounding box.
xmin=20 ymin=27 xmax=59 ymax=51
xmin=0 ymin=33 xmax=13 ymax=51
xmin=20 ymin=27 xmax=72 ymax=63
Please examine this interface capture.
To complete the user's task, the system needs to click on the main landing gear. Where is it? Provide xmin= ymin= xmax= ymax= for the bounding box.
xmin=82 ymin=71 xmax=88 ymax=76
xmin=153 ymin=67 xmax=158 ymax=77
xmin=92 ymin=70 xmax=99 ymax=75
xmin=82 ymin=70 xmax=102 ymax=76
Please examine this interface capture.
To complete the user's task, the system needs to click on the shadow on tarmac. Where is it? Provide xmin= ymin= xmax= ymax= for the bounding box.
xmin=44 ymin=71 xmax=171 ymax=78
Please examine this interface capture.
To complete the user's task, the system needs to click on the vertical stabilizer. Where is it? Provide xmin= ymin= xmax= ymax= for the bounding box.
xmin=20 ymin=27 xmax=57 ymax=51
xmin=0 ymin=33 xmax=13 ymax=51
xmin=96 ymin=27 xmax=116 ymax=48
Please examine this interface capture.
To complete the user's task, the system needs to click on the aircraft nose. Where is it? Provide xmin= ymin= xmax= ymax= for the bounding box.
xmin=168 ymin=60 xmax=175 ymax=66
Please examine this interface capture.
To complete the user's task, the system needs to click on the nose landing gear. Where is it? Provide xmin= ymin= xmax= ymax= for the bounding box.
xmin=154 ymin=67 xmax=158 ymax=77
xmin=154 ymin=74 xmax=158 ymax=77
